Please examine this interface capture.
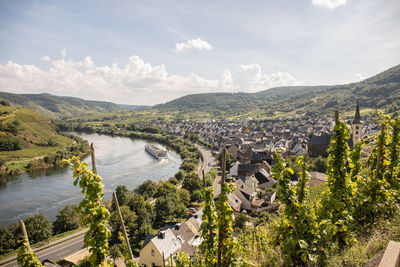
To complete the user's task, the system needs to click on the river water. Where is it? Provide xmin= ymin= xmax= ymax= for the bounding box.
xmin=0 ymin=133 xmax=182 ymax=226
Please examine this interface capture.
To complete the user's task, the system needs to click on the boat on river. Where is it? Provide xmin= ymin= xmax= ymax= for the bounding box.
xmin=145 ymin=144 xmax=167 ymax=159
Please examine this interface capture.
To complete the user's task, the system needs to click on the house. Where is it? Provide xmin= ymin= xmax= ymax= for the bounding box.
xmin=233 ymin=179 xmax=257 ymax=211
xmin=140 ymin=211 xmax=203 ymax=267
xmin=308 ymin=134 xmax=331 ymax=157
xmin=140 ymin=229 xmax=181 ymax=267
xmin=253 ymin=169 xmax=276 ymax=189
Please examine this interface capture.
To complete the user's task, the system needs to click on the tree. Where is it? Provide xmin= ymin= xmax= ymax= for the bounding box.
xmin=109 ymin=206 xmax=137 ymax=245
xmin=217 ymin=151 xmax=235 ymax=170
xmin=0 ymin=226 xmax=16 ymax=254
xmin=155 ymin=195 xmax=186 ymax=224
xmin=177 ymin=188 xmax=191 ymax=206
xmin=311 ymin=156 xmax=328 ymax=173
xmin=24 ymin=214 xmax=52 ymax=244
xmin=182 ymin=172 xmax=202 ymax=192
xmin=126 ymin=195 xmax=154 ymax=227
xmin=52 ymin=205 xmax=80 ymax=234
xmin=112 ymin=185 xmax=132 ymax=210
xmin=154 ymin=181 xmax=177 ymax=199
xmin=134 ymin=180 xmax=157 ymax=200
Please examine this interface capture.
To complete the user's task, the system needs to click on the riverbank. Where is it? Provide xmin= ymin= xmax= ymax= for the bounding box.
xmin=0 ymin=133 xmax=89 ymax=179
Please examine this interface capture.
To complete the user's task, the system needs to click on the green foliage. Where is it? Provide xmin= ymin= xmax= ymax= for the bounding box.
xmin=273 ymin=153 xmax=322 ymax=265
xmin=62 ymin=157 xmax=111 ymax=266
xmin=0 ymin=226 xmax=16 ymax=254
xmin=109 ymin=206 xmax=137 ymax=245
xmin=311 ymin=156 xmax=328 ymax=173
xmin=24 ymin=214 xmax=52 ymax=244
xmin=200 ymin=187 xmax=218 ymax=265
xmin=217 ymin=151 xmax=235 ymax=170
xmin=17 ymin=239 xmax=43 ymax=267
xmin=217 ymin=175 xmax=238 ymax=266
xmin=182 ymin=172 xmax=202 ymax=193
xmin=52 ymin=205 xmax=80 ymax=235
xmin=318 ymin=118 xmax=354 ymax=247
xmin=117 ymin=232 xmax=139 ymax=267
xmin=0 ymin=136 xmax=22 ymax=151
xmin=155 ymin=195 xmax=187 ymax=225
xmin=113 ymin=185 xmax=130 ymax=208
xmin=353 ymin=112 xmax=399 ymax=227
xmin=233 ymin=214 xmax=249 ymax=231
xmin=134 ymin=180 xmax=157 ymax=200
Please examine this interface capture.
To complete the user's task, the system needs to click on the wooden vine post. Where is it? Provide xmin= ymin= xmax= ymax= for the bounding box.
xmin=19 ymin=220 xmax=31 ymax=251
xmin=113 ymin=191 xmax=135 ymax=262
xmin=217 ymin=148 xmax=226 ymax=267
xmin=90 ymin=143 xmax=97 ymax=174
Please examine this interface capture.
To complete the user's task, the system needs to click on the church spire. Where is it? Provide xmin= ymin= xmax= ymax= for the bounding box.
xmin=353 ymin=101 xmax=361 ymax=124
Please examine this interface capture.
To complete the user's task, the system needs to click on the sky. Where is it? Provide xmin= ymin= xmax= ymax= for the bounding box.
xmin=0 ymin=0 xmax=399 ymax=105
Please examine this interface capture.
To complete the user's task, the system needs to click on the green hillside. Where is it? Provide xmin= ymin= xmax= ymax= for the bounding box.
xmin=0 ymin=103 xmax=88 ymax=176
xmin=155 ymin=64 xmax=400 ymax=119
xmin=0 ymin=92 xmax=124 ymax=118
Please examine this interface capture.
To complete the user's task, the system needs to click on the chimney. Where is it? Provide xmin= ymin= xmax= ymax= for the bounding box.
xmin=159 ymin=230 xmax=166 ymax=239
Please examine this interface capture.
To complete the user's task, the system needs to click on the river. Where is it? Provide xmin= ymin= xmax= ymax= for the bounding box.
xmin=0 ymin=133 xmax=182 ymax=226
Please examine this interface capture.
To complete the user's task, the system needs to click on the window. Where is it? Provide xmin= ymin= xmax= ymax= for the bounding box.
xmin=356 ymin=126 xmax=359 ymax=130
xmin=356 ymin=131 xmax=359 ymax=135
xmin=151 ymin=249 xmax=155 ymax=256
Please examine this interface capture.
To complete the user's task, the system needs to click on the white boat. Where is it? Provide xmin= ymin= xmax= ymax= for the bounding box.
xmin=145 ymin=144 xmax=167 ymax=159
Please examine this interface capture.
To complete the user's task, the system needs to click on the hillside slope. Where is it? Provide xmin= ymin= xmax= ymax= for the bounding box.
xmin=155 ymin=64 xmax=400 ymax=118
xmin=0 ymin=103 xmax=88 ymax=176
xmin=0 ymin=92 xmax=124 ymax=118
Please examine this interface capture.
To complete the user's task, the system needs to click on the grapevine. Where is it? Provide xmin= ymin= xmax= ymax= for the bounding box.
xmin=61 ymin=156 xmax=111 ymax=266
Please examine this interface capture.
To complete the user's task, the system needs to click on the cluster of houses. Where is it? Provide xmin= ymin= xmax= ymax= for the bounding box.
xmin=137 ymin=104 xmax=374 ymax=266
xmin=154 ymin=105 xmax=377 ymax=160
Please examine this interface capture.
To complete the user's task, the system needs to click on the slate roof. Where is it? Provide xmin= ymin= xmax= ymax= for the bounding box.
xmin=150 ymin=229 xmax=182 ymax=259
xmin=309 ymin=134 xmax=331 ymax=145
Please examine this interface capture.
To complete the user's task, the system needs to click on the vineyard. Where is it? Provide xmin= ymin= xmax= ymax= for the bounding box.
xmin=16 ymin=111 xmax=400 ymax=266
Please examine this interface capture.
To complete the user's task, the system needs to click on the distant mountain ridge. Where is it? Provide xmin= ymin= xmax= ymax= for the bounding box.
xmin=155 ymin=64 xmax=400 ymax=118
xmin=0 ymin=92 xmax=125 ymax=118
xmin=1 ymin=64 xmax=399 ymax=119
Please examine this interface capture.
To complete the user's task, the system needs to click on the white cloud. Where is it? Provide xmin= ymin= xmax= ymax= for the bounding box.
xmin=0 ymin=55 xmax=300 ymax=105
xmin=61 ymin=49 xmax=67 ymax=58
xmin=235 ymin=63 xmax=301 ymax=92
xmin=355 ymin=73 xmax=365 ymax=82
xmin=311 ymin=0 xmax=346 ymax=9
xmin=40 ymin=56 xmax=51 ymax=62
xmin=173 ymin=38 xmax=212 ymax=52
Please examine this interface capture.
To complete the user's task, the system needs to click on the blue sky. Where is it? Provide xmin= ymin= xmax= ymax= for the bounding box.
xmin=0 ymin=0 xmax=399 ymax=105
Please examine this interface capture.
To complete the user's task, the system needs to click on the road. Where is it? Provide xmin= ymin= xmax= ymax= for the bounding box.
xmin=0 ymin=233 xmax=85 ymax=267
xmin=195 ymin=145 xmax=216 ymax=177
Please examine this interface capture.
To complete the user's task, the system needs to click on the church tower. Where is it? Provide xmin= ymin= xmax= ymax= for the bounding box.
xmin=352 ymin=101 xmax=362 ymax=145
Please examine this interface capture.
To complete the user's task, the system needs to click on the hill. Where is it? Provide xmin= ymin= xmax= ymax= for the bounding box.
xmin=0 ymin=102 xmax=88 ymax=176
xmin=155 ymin=64 xmax=400 ymax=119
xmin=0 ymin=92 xmax=125 ymax=118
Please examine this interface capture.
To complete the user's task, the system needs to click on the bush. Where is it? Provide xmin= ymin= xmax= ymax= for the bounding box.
xmin=52 ymin=205 xmax=80 ymax=235
xmin=24 ymin=214 xmax=52 ymax=244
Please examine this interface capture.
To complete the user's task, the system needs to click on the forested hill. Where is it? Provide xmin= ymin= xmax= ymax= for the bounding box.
xmin=0 ymin=92 xmax=124 ymax=118
xmin=155 ymin=64 xmax=400 ymax=118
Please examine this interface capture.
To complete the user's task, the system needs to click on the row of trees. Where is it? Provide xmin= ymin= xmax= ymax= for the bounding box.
xmin=0 ymin=205 xmax=80 ymax=255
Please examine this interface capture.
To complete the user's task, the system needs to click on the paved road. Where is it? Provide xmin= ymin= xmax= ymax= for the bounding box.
xmin=196 ymin=145 xmax=216 ymax=177
xmin=0 ymin=234 xmax=85 ymax=267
